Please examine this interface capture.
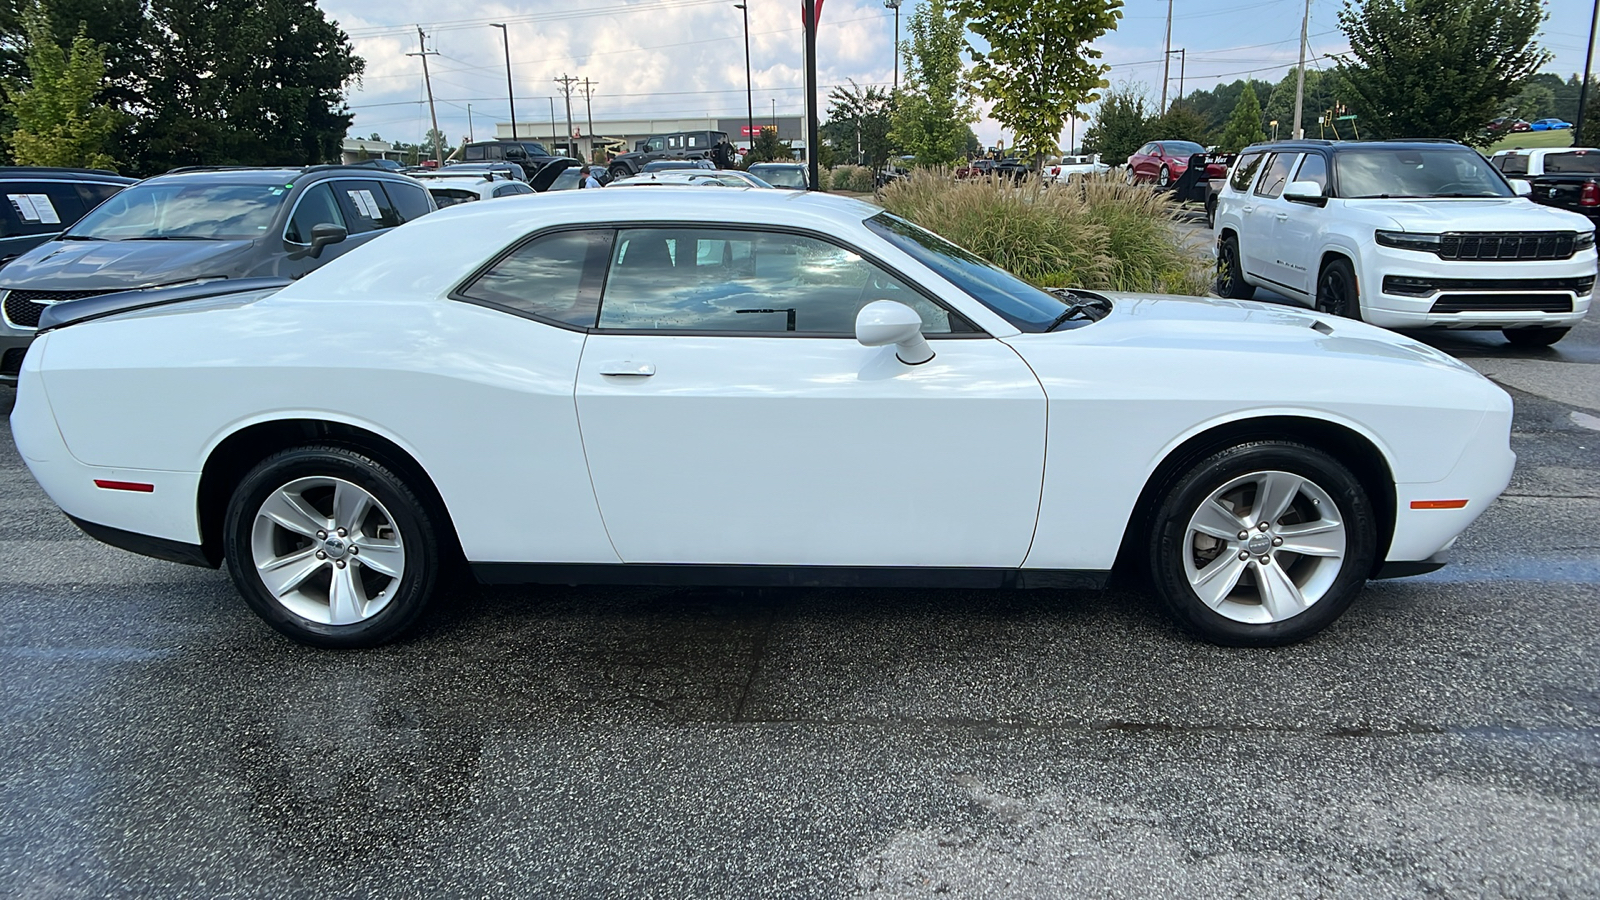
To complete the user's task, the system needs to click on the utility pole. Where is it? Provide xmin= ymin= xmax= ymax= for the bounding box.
xmin=735 ymin=3 xmax=753 ymax=152
xmin=582 ymin=78 xmax=598 ymax=163
xmin=1159 ymin=0 xmax=1173 ymax=114
xmin=490 ymin=24 xmax=517 ymax=140
xmin=1293 ymin=0 xmax=1311 ymax=139
xmin=548 ymin=97 xmax=558 ymax=146
xmin=407 ymin=28 xmax=443 ymax=167
xmin=1178 ymin=49 xmax=1185 ymax=103
xmin=1578 ymin=0 xmax=1599 ymax=144
xmin=555 ymin=74 xmax=579 ymax=158
xmin=803 ymin=0 xmax=820 ymax=190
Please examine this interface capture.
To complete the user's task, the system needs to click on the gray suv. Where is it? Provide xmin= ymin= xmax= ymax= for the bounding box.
xmin=0 ymin=165 xmax=434 ymax=382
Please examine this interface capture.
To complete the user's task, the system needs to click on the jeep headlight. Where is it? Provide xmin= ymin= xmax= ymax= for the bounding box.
xmin=1375 ymin=230 xmax=1443 ymax=252
xmin=1576 ymin=231 xmax=1596 ymax=251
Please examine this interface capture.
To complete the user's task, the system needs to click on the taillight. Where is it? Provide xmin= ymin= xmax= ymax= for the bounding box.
xmin=1581 ymin=181 xmax=1599 ymax=207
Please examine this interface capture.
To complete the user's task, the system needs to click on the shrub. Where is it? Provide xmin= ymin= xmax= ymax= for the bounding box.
xmin=877 ymin=170 xmax=1211 ymax=295
xmin=828 ymin=164 xmax=875 ymax=193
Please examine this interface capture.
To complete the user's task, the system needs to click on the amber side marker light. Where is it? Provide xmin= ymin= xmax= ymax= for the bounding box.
xmin=93 ymin=479 xmax=154 ymax=493
xmin=1410 ymin=499 xmax=1468 ymax=510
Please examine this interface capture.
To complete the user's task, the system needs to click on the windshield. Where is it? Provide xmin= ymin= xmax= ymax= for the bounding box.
xmin=1164 ymin=141 xmax=1205 ymax=156
xmin=66 ymin=182 xmax=288 ymax=240
xmin=865 ymin=212 xmax=1069 ymax=332
xmin=1335 ymin=148 xmax=1513 ymax=198
xmin=1545 ymin=151 xmax=1600 ymax=175
xmin=752 ymin=166 xmax=805 ymax=189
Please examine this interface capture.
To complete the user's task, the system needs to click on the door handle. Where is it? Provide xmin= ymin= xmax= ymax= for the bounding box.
xmin=1241 ymin=205 xmax=1254 ymax=214
xmin=598 ymin=361 xmax=655 ymax=376
xmin=1275 ymin=212 xmax=1289 ymax=220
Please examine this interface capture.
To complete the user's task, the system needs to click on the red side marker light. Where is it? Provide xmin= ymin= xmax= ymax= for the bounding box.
xmin=1410 ymin=499 xmax=1468 ymax=510
xmin=94 ymin=479 xmax=154 ymax=493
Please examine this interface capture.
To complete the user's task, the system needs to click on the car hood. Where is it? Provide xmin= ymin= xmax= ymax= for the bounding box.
xmin=0 ymin=238 xmax=259 ymax=291
xmin=1008 ymin=292 xmax=1481 ymax=377
xmin=1347 ymin=198 xmax=1593 ymax=231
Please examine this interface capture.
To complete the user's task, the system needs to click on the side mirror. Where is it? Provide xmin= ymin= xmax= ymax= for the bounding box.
xmin=307 ymin=222 xmax=347 ymax=258
xmin=1509 ymin=178 xmax=1533 ymax=197
xmin=856 ymin=300 xmax=934 ymax=365
xmin=1283 ymin=180 xmax=1326 ymax=204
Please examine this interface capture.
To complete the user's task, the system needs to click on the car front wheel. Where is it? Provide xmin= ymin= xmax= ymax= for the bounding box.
xmin=1215 ymin=234 xmax=1255 ymax=299
xmin=1315 ymin=258 xmax=1362 ymax=320
xmin=1503 ymin=326 xmax=1569 ymax=347
xmin=1147 ymin=441 xmax=1378 ymax=646
xmin=608 ymin=163 xmax=632 ymax=182
xmin=223 ymin=446 xmax=441 ymax=648
xmin=1124 ymin=167 xmax=1137 ymax=185
xmin=1158 ymin=165 xmax=1171 ymax=188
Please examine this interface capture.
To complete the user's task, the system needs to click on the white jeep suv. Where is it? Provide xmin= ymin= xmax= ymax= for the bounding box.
xmin=1213 ymin=139 xmax=1596 ymax=346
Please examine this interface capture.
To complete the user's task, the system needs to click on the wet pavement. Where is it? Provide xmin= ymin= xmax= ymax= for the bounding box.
xmin=2 ymin=313 xmax=1598 ymax=898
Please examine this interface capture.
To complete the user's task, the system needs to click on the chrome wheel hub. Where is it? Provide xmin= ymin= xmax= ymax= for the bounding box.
xmin=250 ymin=476 xmax=406 ymax=626
xmin=1182 ymin=470 xmax=1347 ymax=624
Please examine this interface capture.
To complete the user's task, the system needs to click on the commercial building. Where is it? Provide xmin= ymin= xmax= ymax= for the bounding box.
xmin=493 ymin=115 xmax=807 ymax=161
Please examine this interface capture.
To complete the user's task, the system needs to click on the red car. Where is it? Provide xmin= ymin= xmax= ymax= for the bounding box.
xmin=1125 ymin=140 xmax=1206 ymax=188
xmin=955 ymin=158 xmax=996 ymax=179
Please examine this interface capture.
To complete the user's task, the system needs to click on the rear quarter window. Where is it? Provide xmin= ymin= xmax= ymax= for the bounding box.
xmin=381 ymin=180 xmax=435 ymax=221
xmin=1544 ymin=152 xmax=1600 ymax=175
xmin=1494 ymin=154 xmax=1529 ymax=176
xmin=1229 ymin=153 xmax=1265 ymax=191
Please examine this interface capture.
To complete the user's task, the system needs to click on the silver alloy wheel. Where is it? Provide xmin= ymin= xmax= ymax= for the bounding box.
xmin=1182 ymin=469 xmax=1347 ymax=624
xmin=250 ymin=476 xmax=407 ymax=626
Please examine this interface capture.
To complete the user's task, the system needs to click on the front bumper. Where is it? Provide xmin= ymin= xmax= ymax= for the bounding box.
xmin=1386 ymin=400 xmax=1515 ymax=564
xmin=1358 ymin=244 xmax=1597 ymax=330
xmin=0 ymin=326 xmax=31 ymax=383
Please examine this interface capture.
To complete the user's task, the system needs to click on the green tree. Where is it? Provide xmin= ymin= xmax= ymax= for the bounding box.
xmin=958 ymin=0 xmax=1122 ymax=162
xmin=133 ymin=0 xmax=364 ymax=172
xmin=744 ymin=125 xmax=792 ymax=164
xmin=821 ymin=80 xmax=896 ymax=168
xmin=889 ymin=0 xmax=974 ymax=166
xmin=1335 ymin=0 xmax=1548 ymax=145
xmin=1081 ymin=83 xmax=1149 ymax=164
xmin=1216 ymin=83 xmax=1265 ymax=151
xmin=1263 ymin=67 xmax=1338 ymax=138
xmin=1503 ymin=81 xmax=1554 ymax=120
xmin=2 ymin=6 xmax=120 ymax=169
xmin=1148 ymin=102 xmax=1210 ymax=145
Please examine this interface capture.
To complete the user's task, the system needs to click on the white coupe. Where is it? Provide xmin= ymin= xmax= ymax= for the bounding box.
xmin=10 ymin=190 xmax=1515 ymax=648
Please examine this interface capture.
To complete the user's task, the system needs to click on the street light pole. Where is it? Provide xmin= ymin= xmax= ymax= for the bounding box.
xmin=1293 ymin=0 xmax=1310 ymax=139
xmin=490 ymin=24 xmax=517 ymax=141
xmin=735 ymin=2 xmax=753 ymax=152
xmin=802 ymin=0 xmax=820 ymax=191
xmin=1578 ymin=0 xmax=1599 ymax=144
xmin=885 ymin=0 xmax=902 ymax=92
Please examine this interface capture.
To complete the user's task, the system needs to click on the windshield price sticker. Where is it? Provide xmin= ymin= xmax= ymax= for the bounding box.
xmin=8 ymin=193 xmax=60 ymax=224
xmin=347 ymin=189 xmax=382 ymax=219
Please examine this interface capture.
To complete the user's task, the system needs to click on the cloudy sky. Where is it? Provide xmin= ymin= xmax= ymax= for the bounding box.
xmin=325 ymin=0 xmax=1597 ymax=150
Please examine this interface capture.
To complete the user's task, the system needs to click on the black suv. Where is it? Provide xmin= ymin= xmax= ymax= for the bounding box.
xmin=0 ymin=165 xmax=434 ymax=381
xmin=457 ymin=141 xmax=572 ymax=181
xmin=607 ymin=131 xmax=734 ymax=180
xmin=0 ymin=167 xmax=136 ymax=269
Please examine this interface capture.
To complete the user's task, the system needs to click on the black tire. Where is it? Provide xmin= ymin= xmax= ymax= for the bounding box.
xmin=1146 ymin=441 xmax=1378 ymax=646
xmin=1124 ymin=167 xmax=1137 ymax=185
xmin=1158 ymin=165 xmax=1171 ymax=188
xmin=1215 ymin=234 xmax=1255 ymax=299
xmin=1205 ymin=196 xmax=1217 ymax=229
xmin=608 ymin=163 xmax=632 ymax=182
xmin=1503 ymin=326 xmax=1569 ymax=347
xmin=223 ymin=445 xmax=441 ymax=648
xmin=1315 ymin=257 xmax=1362 ymax=320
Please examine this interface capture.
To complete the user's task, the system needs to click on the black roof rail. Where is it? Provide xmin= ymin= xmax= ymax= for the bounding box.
xmin=162 ymin=165 xmax=305 ymax=175
xmin=300 ymin=163 xmax=410 ymax=175
xmin=0 ymin=165 xmax=131 ymax=178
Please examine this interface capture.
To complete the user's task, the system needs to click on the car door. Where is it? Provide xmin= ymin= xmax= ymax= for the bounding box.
xmin=1267 ymin=153 xmax=1328 ymax=297
xmin=573 ymin=225 xmax=1048 ymax=568
xmin=1241 ymin=152 xmax=1298 ymax=287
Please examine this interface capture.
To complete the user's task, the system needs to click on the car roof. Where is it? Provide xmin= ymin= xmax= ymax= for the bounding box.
xmin=1238 ymin=139 xmax=1473 ymax=155
xmin=0 ymin=166 xmax=136 ymax=183
xmin=149 ymin=165 xmax=417 ymax=186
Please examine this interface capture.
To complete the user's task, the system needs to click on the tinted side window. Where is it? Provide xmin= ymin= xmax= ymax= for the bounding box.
xmin=430 ymin=188 xmax=478 ymax=208
xmin=1494 ymin=153 xmax=1528 ymax=175
xmin=3 ymin=182 xmax=85 ymax=235
xmin=597 ymin=228 xmax=962 ymax=335
xmin=285 ymin=183 xmax=346 ymax=244
xmin=1253 ymin=153 xmax=1298 ymax=198
xmin=381 ymin=180 xmax=433 ymax=222
xmin=464 ymin=145 xmax=486 ymax=161
xmin=1294 ymin=154 xmax=1329 ymax=191
xmin=76 ymin=181 xmax=125 ymax=212
xmin=1229 ymin=153 xmax=1265 ymax=191
xmin=335 ymin=180 xmax=401 ymax=233
xmin=458 ymin=229 xmax=612 ymax=327
xmin=493 ymin=183 xmax=532 ymax=198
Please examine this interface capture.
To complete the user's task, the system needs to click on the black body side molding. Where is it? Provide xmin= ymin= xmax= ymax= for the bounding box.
xmin=68 ymin=515 xmax=217 ymax=568
xmin=471 ymin=563 xmax=1108 ymax=590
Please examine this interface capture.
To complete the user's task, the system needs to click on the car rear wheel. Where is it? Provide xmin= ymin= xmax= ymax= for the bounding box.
xmin=1215 ymin=234 xmax=1255 ymax=299
xmin=1147 ymin=441 xmax=1378 ymax=646
xmin=223 ymin=446 xmax=440 ymax=648
xmin=1502 ymin=326 xmax=1569 ymax=347
xmin=1205 ymin=196 xmax=1217 ymax=229
xmin=1315 ymin=258 xmax=1361 ymax=320
xmin=608 ymin=163 xmax=632 ymax=182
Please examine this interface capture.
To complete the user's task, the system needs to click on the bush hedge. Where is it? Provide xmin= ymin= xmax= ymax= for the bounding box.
xmin=877 ymin=170 xmax=1212 ymax=296
xmin=827 ymin=165 xmax=875 ymax=193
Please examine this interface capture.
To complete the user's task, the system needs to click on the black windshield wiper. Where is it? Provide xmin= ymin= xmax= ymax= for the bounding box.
xmin=57 ymin=234 xmax=106 ymax=241
xmin=128 ymin=235 xmax=219 ymax=241
xmin=1044 ymin=289 xmax=1113 ymax=331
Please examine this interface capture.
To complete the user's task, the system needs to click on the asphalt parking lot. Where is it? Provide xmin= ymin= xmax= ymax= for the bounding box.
xmin=3 ymin=310 xmax=1599 ymax=897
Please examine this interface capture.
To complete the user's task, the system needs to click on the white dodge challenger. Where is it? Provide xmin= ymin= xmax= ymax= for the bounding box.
xmin=10 ymin=189 xmax=1514 ymax=648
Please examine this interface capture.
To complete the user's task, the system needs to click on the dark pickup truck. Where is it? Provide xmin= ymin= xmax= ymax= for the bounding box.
xmin=457 ymin=140 xmax=571 ymax=182
xmin=1492 ymin=147 xmax=1600 ymax=224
